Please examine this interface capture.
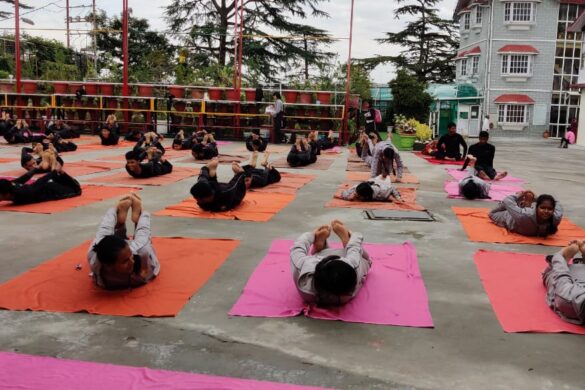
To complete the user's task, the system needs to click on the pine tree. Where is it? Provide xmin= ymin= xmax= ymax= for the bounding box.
xmin=389 ymin=69 xmax=433 ymax=123
xmin=365 ymin=0 xmax=459 ymax=83
xmin=165 ymin=0 xmax=333 ymax=83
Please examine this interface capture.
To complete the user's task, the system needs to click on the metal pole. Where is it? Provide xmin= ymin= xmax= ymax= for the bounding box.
xmin=342 ymin=0 xmax=355 ymax=144
xmin=66 ymin=0 xmax=70 ymax=48
xmin=237 ymin=0 xmax=244 ymax=93
xmin=232 ymin=0 xmax=239 ymax=90
xmin=122 ymin=0 xmax=129 ymax=96
xmin=15 ymin=0 xmax=21 ymax=93
xmin=93 ymin=0 xmax=97 ymax=71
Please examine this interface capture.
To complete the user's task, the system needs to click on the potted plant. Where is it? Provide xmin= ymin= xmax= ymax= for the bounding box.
xmin=283 ymin=90 xmax=298 ymax=103
xmin=52 ymin=82 xmax=69 ymax=94
xmin=21 ymin=80 xmax=38 ymax=94
xmin=391 ymin=114 xmax=418 ymax=150
xmin=137 ymin=84 xmax=154 ymax=97
xmin=100 ymin=83 xmax=115 ymax=96
xmin=168 ymin=85 xmax=185 ymax=98
xmin=225 ymin=88 xmax=239 ymax=101
xmin=316 ymin=91 xmax=332 ymax=104
xmin=413 ymin=120 xmax=432 ymax=151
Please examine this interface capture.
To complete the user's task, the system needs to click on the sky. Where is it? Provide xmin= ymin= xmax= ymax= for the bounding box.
xmin=0 ymin=0 xmax=458 ymax=84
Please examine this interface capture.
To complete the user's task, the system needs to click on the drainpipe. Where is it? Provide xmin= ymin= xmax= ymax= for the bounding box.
xmin=485 ymin=2 xmax=495 ymax=119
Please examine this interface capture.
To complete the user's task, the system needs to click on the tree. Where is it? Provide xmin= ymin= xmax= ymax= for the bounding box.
xmin=364 ymin=0 xmax=459 ymax=84
xmin=94 ymin=11 xmax=175 ymax=83
xmin=0 ymin=0 xmax=32 ymax=19
xmin=165 ymin=0 xmax=333 ymax=83
xmin=389 ymin=69 xmax=432 ymax=123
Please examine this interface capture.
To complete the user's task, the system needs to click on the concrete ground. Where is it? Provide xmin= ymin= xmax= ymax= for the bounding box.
xmin=0 ymin=135 xmax=584 ymax=390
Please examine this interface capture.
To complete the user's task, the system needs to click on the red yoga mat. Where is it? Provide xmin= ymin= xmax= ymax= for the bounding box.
xmin=414 ymin=152 xmax=465 ymax=165
xmin=474 ymin=249 xmax=585 ymax=334
xmin=0 ymin=237 xmax=239 ymax=317
xmin=270 ymin=157 xmax=335 ymax=170
xmin=251 ymin=172 xmax=315 ymax=195
xmin=85 ymin=166 xmax=198 ymax=186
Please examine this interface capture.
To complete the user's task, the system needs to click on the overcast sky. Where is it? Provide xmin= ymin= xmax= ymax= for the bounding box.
xmin=0 ymin=0 xmax=458 ymax=84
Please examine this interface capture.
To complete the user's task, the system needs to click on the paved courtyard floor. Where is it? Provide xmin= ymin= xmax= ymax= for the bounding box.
xmin=0 ymin=135 xmax=583 ymax=389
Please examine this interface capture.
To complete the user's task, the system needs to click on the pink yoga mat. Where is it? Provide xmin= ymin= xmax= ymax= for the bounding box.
xmin=475 ymin=250 xmax=585 ymax=334
xmin=445 ymin=168 xmax=524 ymax=184
xmin=230 ymin=239 xmax=433 ymax=327
xmin=0 ymin=352 xmax=329 ymax=389
xmin=444 ymin=181 xmax=523 ymax=201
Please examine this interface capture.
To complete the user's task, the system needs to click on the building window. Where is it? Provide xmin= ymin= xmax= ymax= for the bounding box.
xmin=501 ymin=54 xmax=531 ymax=75
xmin=504 ymin=2 xmax=535 ymax=23
xmin=498 ymin=104 xmax=527 ymax=123
xmin=461 ymin=58 xmax=468 ymax=76
xmin=471 ymin=56 xmax=479 ymax=74
xmin=463 ymin=13 xmax=470 ymax=30
xmin=475 ymin=7 xmax=483 ymax=24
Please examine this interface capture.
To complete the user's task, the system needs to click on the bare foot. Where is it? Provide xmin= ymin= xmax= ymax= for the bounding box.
xmin=177 ymin=129 xmax=185 ymax=140
xmin=313 ymin=225 xmax=331 ymax=253
xmin=207 ymin=158 xmax=219 ymax=177
xmin=232 ymin=162 xmax=244 ymax=174
xmin=478 ymin=170 xmax=490 ymax=181
xmin=327 ymin=130 xmax=334 ymax=139
xmin=494 ymin=171 xmax=508 ymax=181
xmin=331 ymin=219 xmax=351 ymax=247
xmin=130 ymin=193 xmax=142 ymax=224
xmin=250 ymin=151 xmax=259 ymax=168
xmin=116 ymin=196 xmax=132 ymax=225
xmin=261 ymin=152 xmax=271 ymax=167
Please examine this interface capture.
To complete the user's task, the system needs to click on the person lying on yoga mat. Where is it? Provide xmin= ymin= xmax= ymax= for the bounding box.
xmin=458 ymin=155 xmax=492 ymax=200
xmin=370 ymin=139 xmax=403 ymax=182
xmin=192 ymin=133 xmax=219 ymax=160
xmin=543 ymin=240 xmax=585 ymax=324
xmin=88 ymin=192 xmax=160 ymax=290
xmin=46 ymin=119 xmax=79 ymax=139
xmin=172 ymin=129 xmax=197 ymax=150
xmin=190 ymin=158 xmax=248 ymax=212
xmin=287 ymin=137 xmax=317 ymax=167
xmin=43 ymin=133 xmax=78 ymax=153
xmin=125 ymin=148 xmax=173 ymax=179
xmin=434 ymin=122 xmax=467 ymax=161
xmin=461 ymin=131 xmax=507 ymax=181
xmin=339 ymin=176 xmax=403 ymax=203
xmin=489 ymin=192 xmax=563 ymax=237
xmin=290 ymin=219 xmax=372 ymax=305
xmin=0 ymin=161 xmax=81 ymax=205
xmin=317 ymin=130 xmax=338 ymax=150
xmin=99 ymin=127 xmax=120 ymax=146
xmin=242 ymin=151 xmax=280 ymax=188
xmin=21 ymin=144 xmax=65 ymax=172
xmin=4 ymin=119 xmax=46 ymax=144
xmin=133 ymin=132 xmax=165 ymax=159
xmin=245 ymin=131 xmax=268 ymax=152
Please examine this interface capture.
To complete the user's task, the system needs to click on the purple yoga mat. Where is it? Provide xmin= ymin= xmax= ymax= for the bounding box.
xmin=446 ymin=168 xmax=524 ymax=184
xmin=0 ymin=352 xmax=329 ymax=390
xmin=444 ymin=181 xmax=523 ymax=201
xmin=229 ymin=239 xmax=434 ymax=327
xmin=215 ymin=140 xmax=233 ymax=146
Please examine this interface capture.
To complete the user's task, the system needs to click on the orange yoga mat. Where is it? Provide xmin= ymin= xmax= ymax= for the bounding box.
xmin=174 ymin=154 xmax=249 ymax=164
xmin=96 ymin=150 xmax=190 ymax=162
xmin=75 ymin=140 xmax=134 ymax=151
xmin=155 ymin=191 xmax=295 ymax=222
xmin=0 ymin=237 xmax=239 ymax=317
xmin=237 ymin=145 xmax=290 ymax=154
xmin=1 ymin=161 xmax=120 ymax=178
xmin=346 ymin=171 xmax=420 ymax=184
xmin=270 ymin=157 xmax=335 ymax=170
xmin=0 ymin=157 xmax=16 ymax=163
xmin=0 ymin=185 xmax=137 ymax=214
xmin=251 ymin=172 xmax=315 ymax=195
xmin=326 ymin=184 xmax=425 ymax=211
xmin=86 ymin=167 xmax=198 ymax=186
xmin=346 ymin=160 xmax=370 ymax=172
xmin=453 ymin=207 xmax=585 ymax=247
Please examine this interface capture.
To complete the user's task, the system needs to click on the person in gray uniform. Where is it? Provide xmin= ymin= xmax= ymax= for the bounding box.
xmin=339 ymin=177 xmax=403 ymax=203
xmin=369 ymin=139 xmax=403 ymax=182
xmin=489 ymin=192 xmax=563 ymax=237
xmin=87 ymin=193 xmax=160 ymax=290
xmin=290 ymin=220 xmax=371 ymax=306
xmin=458 ymin=155 xmax=492 ymax=200
xmin=543 ymin=240 xmax=585 ymax=324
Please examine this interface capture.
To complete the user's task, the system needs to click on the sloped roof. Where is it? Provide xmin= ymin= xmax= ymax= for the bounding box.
xmin=498 ymin=45 xmax=539 ymax=54
xmin=494 ymin=94 xmax=535 ymax=104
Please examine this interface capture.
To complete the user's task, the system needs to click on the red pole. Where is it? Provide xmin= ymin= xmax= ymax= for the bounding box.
xmin=232 ymin=0 xmax=239 ymax=91
xmin=15 ymin=0 xmax=21 ymax=94
xmin=122 ymin=0 xmax=129 ymax=96
xmin=66 ymin=0 xmax=70 ymax=48
xmin=237 ymin=0 xmax=244 ymax=93
xmin=342 ymin=0 xmax=355 ymax=145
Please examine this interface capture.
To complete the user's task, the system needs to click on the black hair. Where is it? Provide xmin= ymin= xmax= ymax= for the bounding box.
xmin=20 ymin=154 xmax=33 ymax=168
xmin=447 ymin=122 xmax=456 ymax=129
xmin=252 ymin=139 xmax=261 ymax=147
xmin=273 ymin=92 xmax=281 ymax=99
xmin=355 ymin=182 xmax=374 ymax=201
xmin=172 ymin=138 xmax=182 ymax=146
xmin=0 ymin=179 xmax=14 ymax=195
xmin=287 ymin=153 xmax=300 ymax=167
xmin=382 ymin=147 xmax=395 ymax=160
xmin=314 ymin=256 xmax=357 ymax=297
xmin=192 ymin=143 xmax=204 ymax=155
xmin=536 ymin=194 xmax=558 ymax=236
xmin=479 ymin=130 xmax=489 ymax=139
xmin=125 ymin=150 xmax=141 ymax=161
xmin=190 ymin=181 xmax=214 ymax=199
xmin=461 ymin=181 xmax=482 ymax=200
xmin=94 ymin=235 xmax=128 ymax=265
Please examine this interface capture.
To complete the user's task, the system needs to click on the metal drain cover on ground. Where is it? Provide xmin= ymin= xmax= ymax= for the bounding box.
xmin=365 ymin=209 xmax=435 ymax=221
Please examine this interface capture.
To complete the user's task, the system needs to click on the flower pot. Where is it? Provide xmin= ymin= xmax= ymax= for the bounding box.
xmin=244 ymin=89 xmax=256 ymax=101
xmin=0 ymin=81 xmax=13 ymax=93
xmin=208 ymin=87 xmax=222 ymax=100
xmin=299 ymin=92 xmax=312 ymax=104
xmin=84 ymin=83 xmax=99 ymax=95
xmin=543 ymin=130 xmax=550 ymax=139
xmin=391 ymin=133 xmax=417 ymax=151
xmin=305 ymin=109 xmax=317 ymax=118
xmin=190 ymin=89 xmax=204 ymax=99
xmin=137 ymin=85 xmax=154 ymax=97
xmin=283 ymin=90 xmax=298 ymax=103
xmin=100 ymin=83 xmax=115 ymax=96
xmin=22 ymin=80 xmax=38 ymax=94
xmin=225 ymin=89 xmax=239 ymax=101
xmin=316 ymin=92 xmax=331 ymax=104
xmin=52 ymin=82 xmax=69 ymax=94
xmin=174 ymin=101 xmax=187 ymax=112
xmin=107 ymin=99 xmax=119 ymax=109
xmin=168 ymin=86 xmax=185 ymax=98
